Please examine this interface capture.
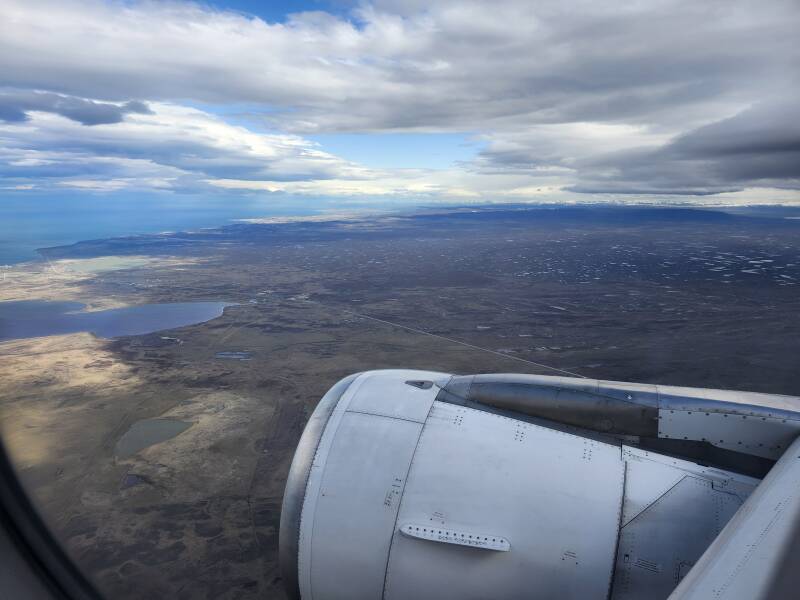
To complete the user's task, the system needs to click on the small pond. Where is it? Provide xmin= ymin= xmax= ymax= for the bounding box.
xmin=114 ymin=418 xmax=193 ymax=458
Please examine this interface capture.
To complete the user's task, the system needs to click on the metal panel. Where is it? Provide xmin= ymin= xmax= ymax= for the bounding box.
xmin=469 ymin=373 xmax=601 ymax=393
xmin=620 ymin=457 xmax=685 ymax=528
xmin=668 ymin=435 xmax=800 ymax=600
xmin=306 ymin=411 xmax=423 ymax=600
xmin=384 ymin=401 xmax=625 ymax=600
xmin=611 ymin=448 xmax=756 ymax=600
xmin=598 ymin=380 xmax=660 ymax=408
xmin=346 ymin=369 xmax=446 ymax=423
xmin=439 ymin=375 xmax=800 ymax=463
xmin=443 ymin=375 xmax=661 ymax=437
xmin=658 ymin=385 xmax=800 ymax=413
xmin=622 ymin=446 xmax=758 ymax=504
xmin=658 ymin=409 xmax=800 ymax=459
xmin=463 ymin=380 xmax=658 ymax=435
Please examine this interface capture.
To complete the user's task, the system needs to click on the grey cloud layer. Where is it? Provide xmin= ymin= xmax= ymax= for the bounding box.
xmin=0 ymin=90 xmax=152 ymax=125
xmin=570 ymin=102 xmax=800 ymax=195
xmin=0 ymin=0 xmax=798 ymax=198
xmin=3 ymin=0 xmax=795 ymax=131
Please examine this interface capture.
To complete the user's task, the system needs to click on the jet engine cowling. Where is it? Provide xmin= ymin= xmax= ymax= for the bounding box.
xmin=280 ymin=370 xmax=769 ymax=600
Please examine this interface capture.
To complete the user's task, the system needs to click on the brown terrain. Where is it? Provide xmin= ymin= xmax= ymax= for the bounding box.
xmin=1 ymin=206 xmax=799 ymax=599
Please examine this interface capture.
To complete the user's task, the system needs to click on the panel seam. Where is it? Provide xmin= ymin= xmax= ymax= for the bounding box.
xmin=380 ymin=400 xmax=436 ymax=600
xmin=345 ymin=408 xmax=427 ymax=424
xmin=606 ymin=458 xmax=628 ymax=600
xmin=620 ymin=475 xmax=688 ymax=530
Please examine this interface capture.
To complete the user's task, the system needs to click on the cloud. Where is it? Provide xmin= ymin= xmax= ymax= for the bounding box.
xmin=0 ymin=102 xmax=372 ymax=192
xmin=471 ymin=122 xmax=670 ymax=174
xmin=0 ymin=0 xmax=798 ymax=202
xmin=0 ymin=102 xmax=543 ymax=199
xmin=0 ymin=90 xmax=152 ymax=125
xmin=570 ymin=101 xmax=800 ymax=195
xmin=2 ymin=0 xmax=796 ymax=133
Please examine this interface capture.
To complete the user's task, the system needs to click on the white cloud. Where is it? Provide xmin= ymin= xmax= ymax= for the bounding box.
xmin=0 ymin=102 xmax=370 ymax=191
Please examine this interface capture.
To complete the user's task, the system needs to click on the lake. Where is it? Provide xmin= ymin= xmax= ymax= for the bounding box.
xmin=114 ymin=418 xmax=194 ymax=459
xmin=0 ymin=300 xmax=233 ymax=342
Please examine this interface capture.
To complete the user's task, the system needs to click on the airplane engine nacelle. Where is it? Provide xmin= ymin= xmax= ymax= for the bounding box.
xmin=280 ymin=370 xmax=774 ymax=600
xmin=280 ymin=368 xmax=621 ymax=600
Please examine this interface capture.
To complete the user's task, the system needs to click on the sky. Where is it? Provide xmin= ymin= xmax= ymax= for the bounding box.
xmin=0 ymin=0 xmax=798 ymax=207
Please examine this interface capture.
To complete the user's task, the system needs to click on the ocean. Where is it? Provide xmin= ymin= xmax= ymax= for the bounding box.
xmin=0 ymin=194 xmax=326 ymax=265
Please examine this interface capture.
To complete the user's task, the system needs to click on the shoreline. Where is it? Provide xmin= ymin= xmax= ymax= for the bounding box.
xmin=29 ymin=203 xmax=800 ymax=265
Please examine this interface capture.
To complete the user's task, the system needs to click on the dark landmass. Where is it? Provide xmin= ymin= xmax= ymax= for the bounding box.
xmin=3 ymin=205 xmax=800 ymax=599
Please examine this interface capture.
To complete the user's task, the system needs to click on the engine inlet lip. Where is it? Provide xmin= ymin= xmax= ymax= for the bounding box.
xmin=278 ymin=372 xmax=362 ymax=600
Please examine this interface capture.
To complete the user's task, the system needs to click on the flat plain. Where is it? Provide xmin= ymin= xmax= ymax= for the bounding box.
xmin=1 ymin=206 xmax=799 ymax=599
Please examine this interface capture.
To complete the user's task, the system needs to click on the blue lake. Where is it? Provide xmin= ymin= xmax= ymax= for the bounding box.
xmin=0 ymin=300 xmax=233 ymax=342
